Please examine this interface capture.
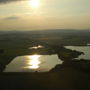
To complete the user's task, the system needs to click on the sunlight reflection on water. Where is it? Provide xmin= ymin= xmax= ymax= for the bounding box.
xmin=4 ymin=54 xmax=62 ymax=72
xmin=28 ymin=45 xmax=44 ymax=49
xmin=24 ymin=55 xmax=41 ymax=69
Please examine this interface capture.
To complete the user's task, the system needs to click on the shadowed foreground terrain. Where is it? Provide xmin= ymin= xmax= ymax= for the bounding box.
xmin=0 ymin=67 xmax=90 ymax=90
xmin=0 ymin=30 xmax=90 ymax=90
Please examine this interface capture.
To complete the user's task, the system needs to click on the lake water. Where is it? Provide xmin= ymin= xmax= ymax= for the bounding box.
xmin=4 ymin=46 xmax=90 ymax=72
xmin=4 ymin=54 xmax=63 ymax=72
xmin=87 ymin=43 xmax=90 ymax=46
xmin=66 ymin=46 xmax=90 ymax=59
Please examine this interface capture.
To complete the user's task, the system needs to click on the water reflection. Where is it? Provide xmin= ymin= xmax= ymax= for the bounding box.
xmin=29 ymin=45 xmax=44 ymax=49
xmin=87 ymin=43 xmax=90 ymax=46
xmin=4 ymin=54 xmax=62 ymax=72
xmin=25 ymin=55 xmax=41 ymax=69
xmin=66 ymin=46 xmax=90 ymax=59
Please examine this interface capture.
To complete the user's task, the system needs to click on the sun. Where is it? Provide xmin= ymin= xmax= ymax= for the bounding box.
xmin=29 ymin=0 xmax=40 ymax=8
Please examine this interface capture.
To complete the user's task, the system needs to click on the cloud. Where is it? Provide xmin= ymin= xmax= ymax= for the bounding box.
xmin=0 ymin=0 xmax=27 ymax=4
xmin=3 ymin=16 xmax=20 ymax=20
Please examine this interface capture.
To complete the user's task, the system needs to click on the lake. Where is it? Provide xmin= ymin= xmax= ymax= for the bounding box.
xmin=66 ymin=46 xmax=90 ymax=59
xmin=4 ymin=46 xmax=90 ymax=72
xmin=4 ymin=54 xmax=63 ymax=72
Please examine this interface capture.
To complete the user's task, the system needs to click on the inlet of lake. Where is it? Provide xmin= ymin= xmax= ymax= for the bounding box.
xmin=66 ymin=46 xmax=90 ymax=59
xmin=4 ymin=46 xmax=90 ymax=72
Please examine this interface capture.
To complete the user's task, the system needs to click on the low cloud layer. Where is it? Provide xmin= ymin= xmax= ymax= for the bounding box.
xmin=3 ymin=16 xmax=20 ymax=20
xmin=0 ymin=0 xmax=27 ymax=4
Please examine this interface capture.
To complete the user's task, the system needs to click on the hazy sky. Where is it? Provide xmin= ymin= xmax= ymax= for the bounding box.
xmin=0 ymin=0 xmax=90 ymax=30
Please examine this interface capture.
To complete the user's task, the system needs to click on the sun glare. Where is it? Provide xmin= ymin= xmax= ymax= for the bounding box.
xmin=29 ymin=0 xmax=40 ymax=8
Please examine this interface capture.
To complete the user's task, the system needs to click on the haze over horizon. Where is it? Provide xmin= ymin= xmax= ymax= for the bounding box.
xmin=0 ymin=0 xmax=90 ymax=31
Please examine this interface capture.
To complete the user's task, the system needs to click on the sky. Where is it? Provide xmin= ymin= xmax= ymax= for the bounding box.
xmin=0 ymin=0 xmax=90 ymax=31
